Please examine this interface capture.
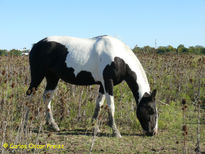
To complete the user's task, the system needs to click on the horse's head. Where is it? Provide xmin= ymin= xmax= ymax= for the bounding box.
xmin=137 ymin=89 xmax=158 ymax=136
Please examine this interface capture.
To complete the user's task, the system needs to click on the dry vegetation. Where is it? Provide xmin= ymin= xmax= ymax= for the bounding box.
xmin=0 ymin=53 xmax=205 ymax=153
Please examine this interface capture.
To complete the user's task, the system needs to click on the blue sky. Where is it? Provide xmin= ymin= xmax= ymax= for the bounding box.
xmin=0 ymin=0 xmax=205 ymax=50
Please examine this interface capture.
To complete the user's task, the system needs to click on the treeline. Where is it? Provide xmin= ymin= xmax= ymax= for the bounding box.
xmin=0 ymin=49 xmax=29 ymax=56
xmin=133 ymin=44 xmax=205 ymax=54
xmin=0 ymin=44 xmax=205 ymax=56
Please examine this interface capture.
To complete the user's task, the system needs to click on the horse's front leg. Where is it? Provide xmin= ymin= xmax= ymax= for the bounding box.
xmin=104 ymin=79 xmax=122 ymax=138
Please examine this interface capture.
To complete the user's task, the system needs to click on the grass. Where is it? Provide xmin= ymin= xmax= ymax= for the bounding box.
xmin=0 ymin=53 xmax=205 ymax=153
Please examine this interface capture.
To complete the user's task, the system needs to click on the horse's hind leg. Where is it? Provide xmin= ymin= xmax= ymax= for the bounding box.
xmin=43 ymin=73 xmax=60 ymax=131
xmin=92 ymin=85 xmax=105 ymax=120
xmin=25 ymin=68 xmax=45 ymax=130
xmin=26 ymin=69 xmax=45 ymax=95
xmin=92 ymin=85 xmax=105 ymax=132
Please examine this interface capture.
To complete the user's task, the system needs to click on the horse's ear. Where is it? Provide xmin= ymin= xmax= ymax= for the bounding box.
xmin=151 ymin=89 xmax=157 ymax=100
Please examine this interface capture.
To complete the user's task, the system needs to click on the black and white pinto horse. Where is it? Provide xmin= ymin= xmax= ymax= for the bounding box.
xmin=26 ymin=35 xmax=158 ymax=137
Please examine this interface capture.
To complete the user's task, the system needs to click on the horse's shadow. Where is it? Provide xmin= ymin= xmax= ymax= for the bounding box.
xmin=55 ymin=128 xmax=144 ymax=137
xmin=32 ymin=128 xmax=143 ymax=137
xmin=56 ymin=129 xmax=106 ymax=136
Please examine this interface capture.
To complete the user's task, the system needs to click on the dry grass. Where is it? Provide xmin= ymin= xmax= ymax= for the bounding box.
xmin=0 ymin=53 xmax=205 ymax=153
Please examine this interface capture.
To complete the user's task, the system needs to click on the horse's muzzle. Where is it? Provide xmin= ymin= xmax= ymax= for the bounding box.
xmin=146 ymin=131 xmax=156 ymax=136
xmin=144 ymin=128 xmax=157 ymax=136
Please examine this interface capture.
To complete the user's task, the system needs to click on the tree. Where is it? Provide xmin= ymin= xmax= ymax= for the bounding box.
xmin=194 ymin=45 xmax=205 ymax=54
xmin=200 ymin=47 xmax=205 ymax=54
xmin=132 ymin=45 xmax=142 ymax=53
xmin=142 ymin=46 xmax=155 ymax=53
xmin=177 ymin=44 xmax=188 ymax=53
xmin=0 ymin=49 xmax=8 ymax=56
xmin=8 ymin=49 xmax=22 ymax=56
xmin=167 ymin=45 xmax=176 ymax=52
xmin=157 ymin=46 xmax=168 ymax=53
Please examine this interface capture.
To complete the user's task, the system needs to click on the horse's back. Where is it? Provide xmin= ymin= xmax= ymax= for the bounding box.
xmin=29 ymin=35 xmax=145 ymax=85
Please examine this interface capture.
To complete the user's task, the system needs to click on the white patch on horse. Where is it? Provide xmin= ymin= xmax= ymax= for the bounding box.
xmin=46 ymin=35 xmax=150 ymax=101
xmin=96 ymin=93 xmax=105 ymax=107
xmin=46 ymin=36 xmax=100 ymax=81
xmin=154 ymin=108 xmax=158 ymax=134
xmin=105 ymin=94 xmax=115 ymax=116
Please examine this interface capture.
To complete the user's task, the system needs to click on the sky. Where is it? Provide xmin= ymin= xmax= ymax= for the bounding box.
xmin=0 ymin=0 xmax=205 ymax=50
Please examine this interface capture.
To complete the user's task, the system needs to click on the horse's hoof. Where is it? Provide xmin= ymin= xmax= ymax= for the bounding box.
xmin=113 ymin=131 xmax=122 ymax=138
xmin=114 ymin=133 xmax=122 ymax=138
xmin=53 ymin=126 xmax=60 ymax=132
xmin=96 ymin=127 xmax=101 ymax=133
xmin=55 ymin=128 xmax=60 ymax=132
xmin=93 ymin=125 xmax=101 ymax=134
xmin=52 ymin=123 xmax=60 ymax=132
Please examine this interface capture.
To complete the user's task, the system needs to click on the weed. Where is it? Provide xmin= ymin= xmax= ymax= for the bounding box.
xmin=0 ymin=54 xmax=204 ymax=153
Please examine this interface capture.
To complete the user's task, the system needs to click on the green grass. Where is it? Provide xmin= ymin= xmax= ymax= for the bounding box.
xmin=0 ymin=53 xmax=205 ymax=153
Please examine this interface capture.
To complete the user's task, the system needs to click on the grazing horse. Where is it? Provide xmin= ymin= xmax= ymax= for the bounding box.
xmin=26 ymin=35 xmax=158 ymax=137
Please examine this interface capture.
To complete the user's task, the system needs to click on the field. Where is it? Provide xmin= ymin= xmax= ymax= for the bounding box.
xmin=0 ymin=53 xmax=205 ymax=153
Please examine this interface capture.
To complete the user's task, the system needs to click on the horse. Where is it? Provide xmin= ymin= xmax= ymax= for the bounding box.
xmin=26 ymin=35 xmax=158 ymax=137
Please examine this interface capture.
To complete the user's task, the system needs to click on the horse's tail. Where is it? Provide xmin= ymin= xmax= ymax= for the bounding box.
xmin=26 ymin=40 xmax=47 ymax=95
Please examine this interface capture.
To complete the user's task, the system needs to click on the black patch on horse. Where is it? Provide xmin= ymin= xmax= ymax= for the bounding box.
xmin=103 ymin=57 xmax=139 ymax=102
xmin=27 ymin=39 xmax=100 ymax=94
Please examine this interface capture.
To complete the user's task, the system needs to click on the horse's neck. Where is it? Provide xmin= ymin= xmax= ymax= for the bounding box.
xmin=121 ymin=52 xmax=150 ymax=103
xmin=129 ymin=62 xmax=150 ymax=103
xmin=125 ymin=72 xmax=150 ymax=105
xmin=126 ymin=66 xmax=150 ymax=104
xmin=137 ymin=79 xmax=150 ymax=102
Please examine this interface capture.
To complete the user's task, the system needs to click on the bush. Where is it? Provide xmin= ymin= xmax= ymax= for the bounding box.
xmin=8 ymin=49 xmax=22 ymax=56
xmin=0 ymin=49 xmax=8 ymax=56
